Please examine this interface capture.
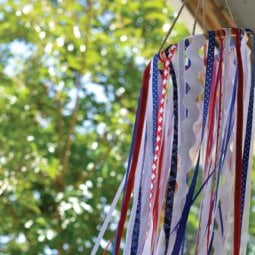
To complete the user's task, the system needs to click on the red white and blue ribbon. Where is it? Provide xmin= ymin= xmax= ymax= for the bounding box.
xmin=92 ymin=28 xmax=255 ymax=255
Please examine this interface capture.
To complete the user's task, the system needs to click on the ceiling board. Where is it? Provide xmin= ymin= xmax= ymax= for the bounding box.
xmin=224 ymin=0 xmax=255 ymax=31
xmin=171 ymin=0 xmax=255 ymax=32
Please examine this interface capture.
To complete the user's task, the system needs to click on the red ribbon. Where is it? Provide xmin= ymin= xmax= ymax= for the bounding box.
xmin=233 ymin=28 xmax=243 ymax=255
xmin=114 ymin=62 xmax=151 ymax=255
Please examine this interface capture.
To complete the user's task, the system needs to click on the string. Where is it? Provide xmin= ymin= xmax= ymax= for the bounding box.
xmin=203 ymin=0 xmax=206 ymax=32
xmin=158 ymin=0 xmax=189 ymax=53
xmin=225 ymin=0 xmax=237 ymax=27
xmin=192 ymin=0 xmax=203 ymax=35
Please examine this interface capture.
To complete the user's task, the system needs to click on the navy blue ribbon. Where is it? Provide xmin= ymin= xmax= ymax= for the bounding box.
xmin=240 ymin=29 xmax=255 ymax=225
xmin=153 ymin=54 xmax=159 ymax=152
xmin=130 ymin=132 xmax=148 ymax=254
xmin=163 ymin=62 xmax=178 ymax=255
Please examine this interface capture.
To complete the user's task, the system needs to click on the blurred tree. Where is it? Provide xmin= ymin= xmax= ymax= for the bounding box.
xmin=0 ymin=0 xmax=188 ymax=254
xmin=0 ymin=0 xmax=254 ymax=255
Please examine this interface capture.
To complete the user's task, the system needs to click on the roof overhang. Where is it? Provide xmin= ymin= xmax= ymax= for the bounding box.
xmin=171 ymin=0 xmax=255 ymax=33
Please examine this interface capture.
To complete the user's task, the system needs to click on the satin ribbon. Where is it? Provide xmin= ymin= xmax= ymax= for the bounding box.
xmin=113 ymin=63 xmax=151 ymax=255
xmin=233 ymin=28 xmax=244 ymax=255
xmin=240 ymin=29 xmax=255 ymax=224
xmin=130 ymin=54 xmax=159 ymax=255
xmin=162 ymin=61 xmax=178 ymax=255
xmin=195 ymin=30 xmax=216 ymax=254
xmin=143 ymin=45 xmax=176 ymax=255
xmin=100 ymin=28 xmax=255 ymax=255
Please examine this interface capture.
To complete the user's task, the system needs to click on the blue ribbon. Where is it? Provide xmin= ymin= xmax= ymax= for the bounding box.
xmin=130 ymin=131 xmax=148 ymax=254
xmin=163 ymin=62 xmax=178 ymax=255
xmin=240 ymin=29 xmax=255 ymax=225
xmin=153 ymin=54 xmax=159 ymax=152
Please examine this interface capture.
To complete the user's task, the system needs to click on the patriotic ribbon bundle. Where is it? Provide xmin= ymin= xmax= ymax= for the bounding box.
xmin=92 ymin=28 xmax=255 ymax=255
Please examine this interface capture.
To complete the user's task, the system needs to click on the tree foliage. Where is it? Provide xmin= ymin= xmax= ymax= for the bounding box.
xmin=0 ymin=0 xmax=254 ymax=254
xmin=0 ymin=1 xmax=188 ymax=254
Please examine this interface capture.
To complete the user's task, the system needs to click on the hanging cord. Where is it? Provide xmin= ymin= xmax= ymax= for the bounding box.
xmin=158 ymin=0 xmax=189 ymax=53
xmin=202 ymin=0 xmax=206 ymax=32
xmin=192 ymin=0 xmax=203 ymax=35
xmin=225 ymin=0 xmax=237 ymax=27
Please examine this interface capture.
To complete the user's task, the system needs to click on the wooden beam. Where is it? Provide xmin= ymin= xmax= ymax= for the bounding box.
xmin=185 ymin=0 xmax=235 ymax=31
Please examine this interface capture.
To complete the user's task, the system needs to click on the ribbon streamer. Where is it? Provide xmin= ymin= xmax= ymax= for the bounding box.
xmin=94 ymin=28 xmax=255 ymax=255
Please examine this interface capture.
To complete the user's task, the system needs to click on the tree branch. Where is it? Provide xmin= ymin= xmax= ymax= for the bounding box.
xmin=57 ymin=0 xmax=94 ymax=190
xmin=79 ymin=146 xmax=112 ymax=186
